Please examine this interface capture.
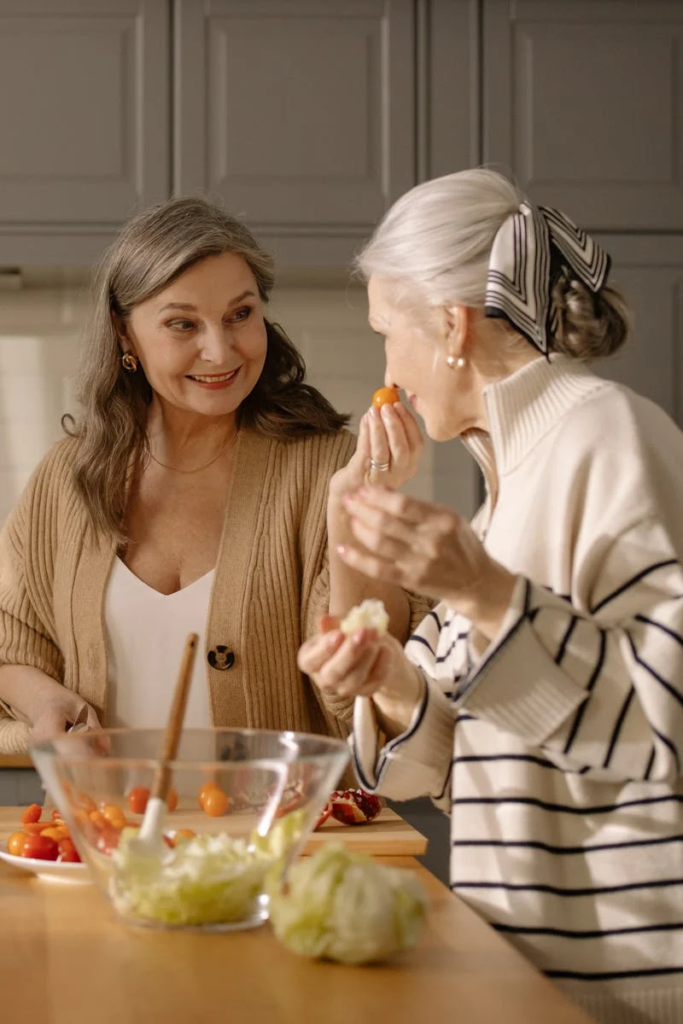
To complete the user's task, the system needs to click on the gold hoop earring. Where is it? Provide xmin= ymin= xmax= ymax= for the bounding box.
xmin=447 ymin=355 xmax=466 ymax=369
xmin=121 ymin=352 xmax=138 ymax=373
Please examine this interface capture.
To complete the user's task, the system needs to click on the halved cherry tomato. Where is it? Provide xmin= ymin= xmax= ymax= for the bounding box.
xmin=173 ymin=829 xmax=196 ymax=842
xmin=199 ymin=787 xmax=229 ymax=817
xmin=7 ymin=831 xmax=26 ymax=856
xmin=21 ymin=834 xmax=59 ymax=861
xmin=372 ymin=386 xmax=400 ymax=409
xmin=39 ymin=826 xmax=66 ymax=842
xmin=56 ymin=838 xmax=81 ymax=863
xmin=20 ymin=803 xmax=42 ymax=825
xmin=126 ymin=786 xmax=150 ymax=815
xmin=166 ymin=787 xmax=178 ymax=812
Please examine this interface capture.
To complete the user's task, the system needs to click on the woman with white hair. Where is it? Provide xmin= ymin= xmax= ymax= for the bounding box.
xmin=299 ymin=169 xmax=683 ymax=1023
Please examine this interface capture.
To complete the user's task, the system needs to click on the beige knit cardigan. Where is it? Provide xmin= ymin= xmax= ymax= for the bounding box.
xmin=0 ymin=427 xmax=425 ymax=754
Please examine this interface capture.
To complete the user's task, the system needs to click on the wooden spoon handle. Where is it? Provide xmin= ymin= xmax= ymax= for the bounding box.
xmin=151 ymin=632 xmax=198 ymax=802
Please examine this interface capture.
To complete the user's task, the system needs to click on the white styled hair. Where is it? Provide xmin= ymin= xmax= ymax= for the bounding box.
xmin=356 ymin=168 xmax=631 ymax=360
xmin=355 ymin=168 xmax=523 ymax=309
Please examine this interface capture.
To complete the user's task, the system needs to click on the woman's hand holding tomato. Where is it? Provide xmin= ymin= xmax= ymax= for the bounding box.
xmin=329 ymin=388 xmax=424 ymax=505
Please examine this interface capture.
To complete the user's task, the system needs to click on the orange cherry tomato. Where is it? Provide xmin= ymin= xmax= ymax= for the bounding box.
xmin=51 ymin=809 xmax=64 ymax=823
xmin=126 ymin=786 xmax=150 ymax=815
xmin=197 ymin=781 xmax=220 ymax=810
xmin=200 ymin=787 xmax=229 ymax=818
xmin=89 ymin=810 xmax=107 ymax=827
xmin=21 ymin=834 xmax=59 ymax=861
xmin=101 ymin=805 xmax=127 ymax=830
xmin=372 ymin=386 xmax=400 ymax=409
xmin=20 ymin=803 xmax=42 ymax=825
xmin=166 ymin=787 xmax=178 ymax=813
xmin=7 ymin=831 xmax=27 ymax=856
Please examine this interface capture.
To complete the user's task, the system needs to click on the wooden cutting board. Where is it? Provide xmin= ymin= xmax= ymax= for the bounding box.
xmin=0 ymin=804 xmax=428 ymax=857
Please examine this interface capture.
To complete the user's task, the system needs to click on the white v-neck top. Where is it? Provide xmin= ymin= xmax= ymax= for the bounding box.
xmin=104 ymin=557 xmax=214 ymax=728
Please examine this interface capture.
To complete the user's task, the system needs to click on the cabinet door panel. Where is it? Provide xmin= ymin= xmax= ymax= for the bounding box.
xmin=174 ymin=0 xmax=415 ymax=265
xmin=0 ymin=0 xmax=169 ymax=228
xmin=595 ymin=236 xmax=683 ymax=424
xmin=483 ymin=0 xmax=683 ymax=230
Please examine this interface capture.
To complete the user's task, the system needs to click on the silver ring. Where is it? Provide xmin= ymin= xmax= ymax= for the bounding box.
xmin=369 ymin=457 xmax=391 ymax=472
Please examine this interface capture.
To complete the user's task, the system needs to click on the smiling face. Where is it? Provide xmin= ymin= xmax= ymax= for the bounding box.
xmin=367 ymin=275 xmax=485 ymax=441
xmin=120 ymin=252 xmax=268 ymax=421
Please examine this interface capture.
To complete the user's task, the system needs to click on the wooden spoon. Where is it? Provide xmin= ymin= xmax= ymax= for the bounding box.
xmin=133 ymin=633 xmax=199 ymax=853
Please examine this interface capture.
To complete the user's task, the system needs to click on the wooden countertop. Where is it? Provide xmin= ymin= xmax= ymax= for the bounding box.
xmin=0 ymin=832 xmax=594 ymax=1023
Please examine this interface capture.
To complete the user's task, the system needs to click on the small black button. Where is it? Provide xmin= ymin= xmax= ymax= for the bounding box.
xmin=207 ymin=645 xmax=235 ymax=671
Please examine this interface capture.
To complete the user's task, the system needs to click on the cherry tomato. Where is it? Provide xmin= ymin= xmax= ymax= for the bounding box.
xmin=21 ymin=834 xmax=59 ymax=861
xmin=95 ymin=824 xmax=121 ymax=855
xmin=197 ymin=781 xmax=220 ymax=809
xmin=51 ymin=809 xmax=64 ymax=823
xmin=126 ymin=786 xmax=150 ymax=815
xmin=166 ymin=787 xmax=178 ymax=812
xmin=7 ymin=831 xmax=27 ymax=856
xmin=20 ymin=803 xmax=42 ymax=825
xmin=56 ymin=838 xmax=81 ymax=863
xmin=89 ymin=810 xmax=107 ymax=828
xmin=372 ymin=386 xmax=400 ymax=409
xmin=39 ymin=827 xmax=65 ymax=842
xmin=101 ymin=805 xmax=127 ymax=830
xmin=199 ymin=787 xmax=229 ymax=817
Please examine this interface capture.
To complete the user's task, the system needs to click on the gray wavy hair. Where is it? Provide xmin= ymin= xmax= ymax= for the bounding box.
xmin=356 ymin=168 xmax=630 ymax=359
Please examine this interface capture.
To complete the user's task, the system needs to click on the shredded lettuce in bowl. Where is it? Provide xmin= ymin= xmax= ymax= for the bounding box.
xmin=110 ymin=811 xmax=306 ymax=928
xmin=267 ymin=843 xmax=428 ymax=964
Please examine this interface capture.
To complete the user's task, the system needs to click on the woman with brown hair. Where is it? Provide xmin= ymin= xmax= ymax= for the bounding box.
xmin=0 ymin=196 xmax=426 ymax=752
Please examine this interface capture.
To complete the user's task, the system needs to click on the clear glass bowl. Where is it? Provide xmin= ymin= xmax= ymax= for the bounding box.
xmin=31 ymin=727 xmax=349 ymax=931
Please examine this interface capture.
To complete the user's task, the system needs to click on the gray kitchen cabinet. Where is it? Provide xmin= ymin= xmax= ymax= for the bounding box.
xmin=173 ymin=0 xmax=416 ymax=267
xmin=420 ymin=0 xmax=480 ymax=180
xmin=483 ymin=0 xmax=683 ymax=231
xmin=0 ymin=0 xmax=170 ymax=264
xmin=596 ymin=235 xmax=683 ymax=421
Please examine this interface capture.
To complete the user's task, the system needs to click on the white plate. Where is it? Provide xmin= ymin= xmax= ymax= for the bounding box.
xmin=0 ymin=849 xmax=91 ymax=884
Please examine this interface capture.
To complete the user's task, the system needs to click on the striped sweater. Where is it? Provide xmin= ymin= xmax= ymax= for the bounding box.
xmin=353 ymin=356 xmax=683 ymax=1024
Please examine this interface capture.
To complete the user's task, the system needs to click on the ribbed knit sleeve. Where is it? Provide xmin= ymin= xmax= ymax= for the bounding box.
xmin=0 ymin=447 xmax=65 ymax=683
xmin=300 ymin=430 xmax=357 ymax=726
xmin=460 ymin=518 xmax=683 ymax=783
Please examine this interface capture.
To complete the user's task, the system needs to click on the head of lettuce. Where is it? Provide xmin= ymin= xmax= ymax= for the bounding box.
xmin=267 ymin=843 xmax=428 ymax=964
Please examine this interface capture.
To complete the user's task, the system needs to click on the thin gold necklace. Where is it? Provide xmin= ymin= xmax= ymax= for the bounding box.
xmin=147 ymin=430 xmax=239 ymax=475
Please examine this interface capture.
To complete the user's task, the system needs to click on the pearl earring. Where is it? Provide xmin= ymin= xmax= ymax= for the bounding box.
xmin=447 ymin=355 xmax=466 ymax=369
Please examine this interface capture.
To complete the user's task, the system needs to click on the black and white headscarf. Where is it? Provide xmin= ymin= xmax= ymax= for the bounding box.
xmin=484 ymin=201 xmax=611 ymax=355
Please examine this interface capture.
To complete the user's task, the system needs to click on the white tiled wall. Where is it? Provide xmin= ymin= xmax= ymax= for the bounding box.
xmin=0 ymin=280 xmax=479 ymax=524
